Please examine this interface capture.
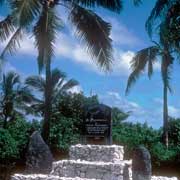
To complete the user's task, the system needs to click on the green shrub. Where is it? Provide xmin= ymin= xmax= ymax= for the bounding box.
xmin=0 ymin=117 xmax=41 ymax=161
xmin=7 ymin=117 xmax=31 ymax=154
xmin=113 ymin=122 xmax=160 ymax=155
xmin=0 ymin=128 xmax=18 ymax=160
xmin=168 ymin=118 xmax=180 ymax=145
xmin=150 ymin=142 xmax=177 ymax=165
xmin=49 ymin=113 xmax=80 ymax=150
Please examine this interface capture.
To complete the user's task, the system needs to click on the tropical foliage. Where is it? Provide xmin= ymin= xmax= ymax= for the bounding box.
xmin=125 ymin=0 xmax=180 ymax=148
xmin=113 ymin=119 xmax=180 ymax=168
xmin=25 ymin=68 xmax=79 ymax=116
xmin=126 ymin=37 xmax=174 ymax=147
xmin=0 ymin=71 xmax=35 ymax=129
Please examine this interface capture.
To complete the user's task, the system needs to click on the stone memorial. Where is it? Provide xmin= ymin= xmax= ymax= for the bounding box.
xmin=83 ymin=104 xmax=112 ymax=144
xmin=12 ymin=144 xmax=178 ymax=180
xmin=25 ymin=131 xmax=54 ymax=174
xmin=132 ymin=146 xmax=151 ymax=180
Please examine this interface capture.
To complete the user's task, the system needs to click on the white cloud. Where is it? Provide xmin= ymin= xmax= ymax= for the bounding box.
xmin=154 ymin=61 xmax=161 ymax=71
xmin=107 ymin=17 xmax=143 ymax=47
xmin=100 ymin=91 xmax=163 ymax=128
xmin=0 ymin=32 xmax=36 ymax=57
xmin=168 ymin=105 xmax=180 ymax=118
xmin=112 ymin=50 xmax=134 ymax=76
xmin=68 ymin=85 xmax=82 ymax=94
xmin=154 ymin=97 xmax=163 ymax=104
xmin=153 ymin=97 xmax=180 ymax=118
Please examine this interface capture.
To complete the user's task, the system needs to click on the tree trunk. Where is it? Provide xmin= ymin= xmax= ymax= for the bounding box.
xmin=41 ymin=2 xmax=52 ymax=143
xmin=3 ymin=115 xmax=7 ymax=129
xmin=163 ymin=82 xmax=169 ymax=148
xmin=42 ymin=60 xmax=52 ymax=143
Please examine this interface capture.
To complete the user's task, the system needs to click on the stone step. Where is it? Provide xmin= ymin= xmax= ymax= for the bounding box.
xmin=11 ymin=174 xmax=97 ymax=180
xmin=50 ymin=160 xmax=131 ymax=180
xmin=152 ymin=177 xmax=178 ymax=180
xmin=69 ymin=144 xmax=124 ymax=162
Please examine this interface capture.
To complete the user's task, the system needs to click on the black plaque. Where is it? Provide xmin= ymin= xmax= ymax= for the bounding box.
xmin=83 ymin=104 xmax=112 ymax=144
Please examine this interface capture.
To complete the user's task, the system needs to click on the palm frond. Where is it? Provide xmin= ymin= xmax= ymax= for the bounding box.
xmin=69 ymin=0 xmax=122 ymax=12
xmin=133 ymin=0 xmax=142 ymax=6
xmin=0 ymin=0 xmax=5 ymax=5
xmin=51 ymin=68 xmax=66 ymax=88
xmin=69 ymin=5 xmax=113 ymax=71
xmin=15 ymin=85 xmax=37 ymax=103
xmin=1 ymin=28 xmax=23 ymax=58
xmin=0 ymin=15 xmax=15 ymax=41
xmin=33 ymin=5 xmax=62 ymax=73
xmin=25 ymin=75 xmax=45 ymax=92
xmin=1 ymin=71 xmax=20 ymax=96
xmin=60 ymin=79 xmax=79 ymax=93
xmin=10 ymin=0 xmax=42 ymax=27
xmin=126 ymin=46 xmax=159 ymax=94
xmin=145 ymin=0 xmax=169 ymax=37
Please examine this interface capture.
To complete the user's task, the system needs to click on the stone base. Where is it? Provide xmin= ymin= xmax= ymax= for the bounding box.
xmin=152 ymin=176 xmax=178 ymax=180
xmin=50 ymin=160 xmax=131 ymax=180
xmin=69 ymin=145 xmax=124 ymax=162
xmin=11 ymin=174 xmax=97 ymax=180
xmin=11 ymin=144 xmax=178 ymax=180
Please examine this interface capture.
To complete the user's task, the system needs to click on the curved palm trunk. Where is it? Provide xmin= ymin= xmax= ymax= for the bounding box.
xmin=42 ymin=60 xmax=52 ymax=143
xmin=163 ymin=82 xmax=169 ymax=148
xmin=162 ymin=46 xmax=170 ymax=149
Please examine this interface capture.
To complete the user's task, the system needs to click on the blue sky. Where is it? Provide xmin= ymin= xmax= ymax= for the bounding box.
xmin=1 ymin=0 xmax=180 ymax=128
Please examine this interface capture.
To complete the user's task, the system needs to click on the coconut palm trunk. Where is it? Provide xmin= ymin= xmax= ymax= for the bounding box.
xmin=163 ymin=78 xmax=169 ymax=148
xmin=162 ymin=46 xmax=172 ymax=148
xmin=41 ymin=1 xmax=52 ymax=142
xmin=42 ymin=60 xmax=52 ymax=142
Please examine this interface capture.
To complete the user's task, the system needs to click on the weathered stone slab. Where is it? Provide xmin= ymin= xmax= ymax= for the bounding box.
xmin=11 ymin=174 xmax=97 ymax=180
xmin=132 ymin=146 xmax=151 ymax=180
xmin=26 ymin=131 xmax=54 ymax=174
xmin=69 ymin=144 xmax=124 ymax=162
xmin=50 ymin=160 xmax=131 ymax=180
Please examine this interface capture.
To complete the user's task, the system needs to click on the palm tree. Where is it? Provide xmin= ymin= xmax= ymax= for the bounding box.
xmin=129 ymin=0 xmax=180 ymax=148
xmin=126 ymin=24 xmax=174 ymax=148
xmin=0 ymin=71 xmax=35 ymax=129
xmin=25 ymin=68 xmax=79 ymax=136
xmin=143 ymin=0 xmax=180 ymax=53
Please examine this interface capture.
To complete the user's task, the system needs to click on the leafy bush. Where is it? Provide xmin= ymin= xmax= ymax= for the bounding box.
xmin=0 ymin=128 xmax=18 ymax=160
xmin=113 ymin=120 xmax=180 ymax=166
xmin=49 ymin=112 xmax=80 ymax=150
xmin=168 ymin=118 xmax=180 ymax=145
xmin=7 ymin=117 xmax=31 ymax=155
xmin=0 ymin=116 xmax=41 ymax=161
xmin=113 ymin=122 xmax=160 ymax=157
xmin=150 ymin=142 xmax=177 ymax=165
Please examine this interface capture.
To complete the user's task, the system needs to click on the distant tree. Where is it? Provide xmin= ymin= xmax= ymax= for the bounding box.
xmin=0 ymin=71 xmax=35 ymax=129
xmin=25 ymin=68 xmax=79 ymax=117
xmin=138 ymin=0 xmax=180 ymax=55
xmin=112 ymin=107 xmax=129 ymax=125
xmin=168 ymin=117 xmax=180 ymax=145
xmin=126 ymin=23 xmax=174 ymax=148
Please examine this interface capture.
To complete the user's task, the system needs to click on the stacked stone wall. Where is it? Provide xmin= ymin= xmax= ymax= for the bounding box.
xmin=69 ymin=145 xmax=124 ymax=162
xmin=11 ymin=144 xmax=178 ymax=180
